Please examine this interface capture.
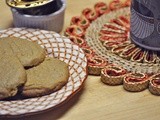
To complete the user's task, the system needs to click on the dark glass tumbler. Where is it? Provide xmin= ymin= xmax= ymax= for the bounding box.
xmin=130 ymin=0 xmax=160 ymax=51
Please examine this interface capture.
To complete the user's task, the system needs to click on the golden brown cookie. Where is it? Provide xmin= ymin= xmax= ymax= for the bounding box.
xmin=22 ymin=57 xmax=69 ymax=98
xmin=0 ymin=37 xmax=45 ymax=67
xmin=0 ymin=55 xmax=27 ymax=100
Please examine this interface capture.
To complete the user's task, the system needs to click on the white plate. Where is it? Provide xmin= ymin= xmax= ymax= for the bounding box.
xmin=0 ymin=28 xmax=88 ymax=116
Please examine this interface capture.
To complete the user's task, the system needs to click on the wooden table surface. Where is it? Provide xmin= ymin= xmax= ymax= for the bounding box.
xmin=0 ymin=0 xmax=160 ymax=120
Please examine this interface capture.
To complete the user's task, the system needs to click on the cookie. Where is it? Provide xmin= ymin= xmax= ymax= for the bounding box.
xmin=22 ymin=57 xmax=69 ymax=97
xmin=0 ymin=37 xmax=45 ymax=67
xmin=0 ymin=55 xmax=27 ymax=100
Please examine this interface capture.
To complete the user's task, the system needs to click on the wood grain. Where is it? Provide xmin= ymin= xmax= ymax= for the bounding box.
xmin=0 ymin=0 xmax=160 ymax=120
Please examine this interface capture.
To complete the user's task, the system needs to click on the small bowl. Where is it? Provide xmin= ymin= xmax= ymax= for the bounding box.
xmin=10 ymin=0 xmax=66 ymax=32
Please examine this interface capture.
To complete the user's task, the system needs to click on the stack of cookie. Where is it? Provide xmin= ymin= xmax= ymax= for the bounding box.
xmin=0 ymin=37 xmax=69 ymax=100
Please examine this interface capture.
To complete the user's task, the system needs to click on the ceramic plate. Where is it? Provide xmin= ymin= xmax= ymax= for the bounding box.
xmin=0 ymin=28 xmax=88 ymax=116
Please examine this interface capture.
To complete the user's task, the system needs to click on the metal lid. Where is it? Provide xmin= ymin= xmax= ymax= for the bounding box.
xmin=6 ymin=0 xmax=54 ymax=9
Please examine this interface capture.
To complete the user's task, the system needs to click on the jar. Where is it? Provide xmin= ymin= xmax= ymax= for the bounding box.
xmin=6 ymin=0 xmax=66 ymax=32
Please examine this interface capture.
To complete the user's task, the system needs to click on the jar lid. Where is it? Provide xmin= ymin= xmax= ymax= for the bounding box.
xmin=6 ymin=0 xmax=54 ymax=9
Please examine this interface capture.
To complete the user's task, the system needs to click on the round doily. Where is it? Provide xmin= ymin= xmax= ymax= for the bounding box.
xmin=65 ymin=0 xmax=160 ymax=95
